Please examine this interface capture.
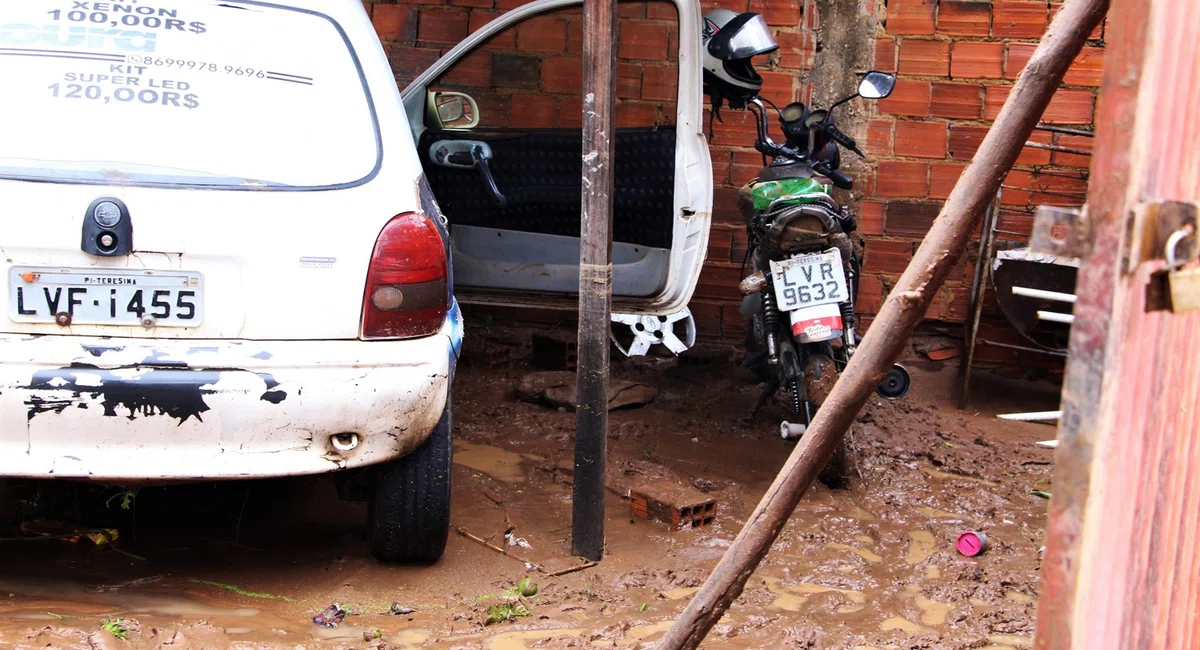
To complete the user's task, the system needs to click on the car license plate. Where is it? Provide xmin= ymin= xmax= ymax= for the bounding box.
xmin=9 ymin=267 xmax=203 ymax=327
xmin=769 ymin=248 xmax=848 ymax=312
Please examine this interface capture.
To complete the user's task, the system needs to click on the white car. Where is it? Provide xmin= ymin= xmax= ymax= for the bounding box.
xmin=0 ymin=0 xmax=712 ymax=562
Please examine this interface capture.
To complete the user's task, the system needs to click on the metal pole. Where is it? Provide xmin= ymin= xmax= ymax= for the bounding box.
xmin=1032 ymin=124 xmax=1096 ymax=138
xmin=570 ymin=0 xmax=618 ymax=562
xmin=978 ymin=338 xmax=1069 ymax=357
xmin=1022 ymin=141 xmax=1094 ymax=156
xmin=959 ymin=189 xmax=1002 ymax=408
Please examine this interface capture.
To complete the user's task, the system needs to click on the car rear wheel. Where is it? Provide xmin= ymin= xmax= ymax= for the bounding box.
xmin=0 ymin=479 xmax=13 ymax=534
xmin=370 ymin=401 xmax=452 ymax=564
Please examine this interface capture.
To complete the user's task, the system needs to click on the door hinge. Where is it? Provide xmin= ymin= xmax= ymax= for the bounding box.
xmin=1132 ymin=200 xmax=1199 ymax=273
xmin=1031 ymin=205 xmax=1090 ymax=258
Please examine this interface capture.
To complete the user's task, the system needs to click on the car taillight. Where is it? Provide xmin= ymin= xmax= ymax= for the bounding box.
xmin=361 ymin=212 xmax=448 ymax=340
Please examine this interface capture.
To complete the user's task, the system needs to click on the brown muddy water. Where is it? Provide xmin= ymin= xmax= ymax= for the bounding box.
xmin=0 ymin=327 xmax=1061 ymax=649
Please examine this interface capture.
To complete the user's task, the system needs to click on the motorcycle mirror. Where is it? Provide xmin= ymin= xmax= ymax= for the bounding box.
xmin=857 ymin=71 xmax=896 ymax=100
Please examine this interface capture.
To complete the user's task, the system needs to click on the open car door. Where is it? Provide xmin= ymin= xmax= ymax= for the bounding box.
xmin=400 ymin=0 xmax=711 ymax=316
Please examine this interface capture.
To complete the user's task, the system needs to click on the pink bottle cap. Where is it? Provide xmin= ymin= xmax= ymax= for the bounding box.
xmin=956 ymin=531 xmax=989 ymax=556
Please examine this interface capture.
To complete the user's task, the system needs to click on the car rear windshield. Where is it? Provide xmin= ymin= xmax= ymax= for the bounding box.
xmin=0 ymin=1 xmax=379 ymax=190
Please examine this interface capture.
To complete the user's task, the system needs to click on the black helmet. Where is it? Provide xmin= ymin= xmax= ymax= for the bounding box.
xmin=701 ymin=9 xmax=778 ymax=111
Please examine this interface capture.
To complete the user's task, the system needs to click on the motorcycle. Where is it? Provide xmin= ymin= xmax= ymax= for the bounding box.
xmin=736 ymin=70 xmax=912 ymax=440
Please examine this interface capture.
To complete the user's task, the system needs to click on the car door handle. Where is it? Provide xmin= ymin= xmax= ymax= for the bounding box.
xmin=446 ymin=151 xmax=474 ymax=166
xmin=429 ymin=141 xmax=506 ymax=208
xmin=470 ymin=146 xmax=507 ymax=209
xmin=430 ymin=140 xmax=492 ymax=169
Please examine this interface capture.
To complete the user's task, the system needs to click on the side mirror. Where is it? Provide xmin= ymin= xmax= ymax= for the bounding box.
xmin=427 ymin=91 xmax=480 ymax=130
xmin=438 ymin=97 xmax=465 ymax=123
xmin=857 ymin=71 xmax=896 ymax=100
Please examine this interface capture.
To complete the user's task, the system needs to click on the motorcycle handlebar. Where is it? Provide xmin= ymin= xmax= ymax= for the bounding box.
xmin=752 ymin=128 xmax=854 ymax=189
xmin=821 ymin=122 xmax=864 ymax=157
xmin=812 ymin=161 xmax=853 ymax=190
xmin=747 ymin=95 xmax=868 ymax=158
xmin=744 ymin=96 xmax=858 ymax=189
xmin=747 ymin=98 xmax=779 ymax=151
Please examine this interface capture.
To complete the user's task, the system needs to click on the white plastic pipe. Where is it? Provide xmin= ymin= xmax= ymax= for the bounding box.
xmin=779 ymin=421 xmax=807 ymax=439
xmin=1037 ymin=310 xmax=1075 ymax=324
xmin=1013 ymin=286 xmax=1078 ymax=303
xmin=998 ymin=410 xmax=1063 ymax=421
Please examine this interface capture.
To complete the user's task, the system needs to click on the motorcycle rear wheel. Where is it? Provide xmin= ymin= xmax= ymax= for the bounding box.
xmin=806 ymin=352 xmax=857 ymax=489
xmin=743 ymin=313 xmax=774 ymax=382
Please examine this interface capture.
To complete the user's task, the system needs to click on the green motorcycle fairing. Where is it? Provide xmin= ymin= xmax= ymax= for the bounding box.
xmin=738 ymin=177 xmax=833 ymax=218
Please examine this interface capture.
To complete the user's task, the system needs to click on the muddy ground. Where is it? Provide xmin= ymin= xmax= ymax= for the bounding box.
xmin=0 ymin=325 xmax=1062 ymax=650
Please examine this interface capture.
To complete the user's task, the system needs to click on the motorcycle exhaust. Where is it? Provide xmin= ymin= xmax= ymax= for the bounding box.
xmin=876 ymin=363 xmax=912 ymax=399
xmin=780 ymin=421 xmax=807 ymax=439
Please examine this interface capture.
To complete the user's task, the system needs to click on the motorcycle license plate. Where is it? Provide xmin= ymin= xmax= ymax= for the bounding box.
xmin=769 ymin=248 xmax=847 ymax=311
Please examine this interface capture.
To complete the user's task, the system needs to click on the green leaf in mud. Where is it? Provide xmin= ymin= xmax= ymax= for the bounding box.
xmin=485 ymin=602 xmax=529 ymax=626
xmin=106 ymin=488 xmax=139 ymax=511
xmin=187 ymin=578 xmax=294 ymax=602
xmin=499 ymin=586 xmax=521 ymax=601
xmin=1031 ymin=490 xmax=1052 ymax=499
xmin=101 ymin=618 xmax=128 ymax=640
xmin=639 ymin=603 xmax=648 ymax=612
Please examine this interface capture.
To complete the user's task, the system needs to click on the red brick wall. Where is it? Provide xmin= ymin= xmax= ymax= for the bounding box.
xmin=369 ymin=0 xmax=682 ymax=130
xmin=859 ymin=0 xmax=1101 ymax=364
xmin=370 ymin=0 xmax=1101 ymax=357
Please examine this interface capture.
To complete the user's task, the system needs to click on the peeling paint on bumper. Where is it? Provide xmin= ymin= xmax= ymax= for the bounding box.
xmin=0 ymin=322 xmax=454 ymax=482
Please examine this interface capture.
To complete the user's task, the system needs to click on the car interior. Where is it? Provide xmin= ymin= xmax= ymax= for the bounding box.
xmin=410 ymin=5 xmax=683 ymax=298
xmin=418 ymin=126 xmax=677 ymax=296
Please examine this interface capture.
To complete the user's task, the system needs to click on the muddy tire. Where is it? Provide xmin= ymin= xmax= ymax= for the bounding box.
xmin=370 ymin=401 xmax=452 ymax=564
xmin=804 ymin=353 xmax=856 ymax=489
xmin=743 ymin=314 xmax=773 ymax=382
xmin=819 ymin=435 xmax=856 ymax=489
xmin=0 ymin=480 xmax=12 ymax=533
xmin=803 ymin=352 xmax=838 ymax=406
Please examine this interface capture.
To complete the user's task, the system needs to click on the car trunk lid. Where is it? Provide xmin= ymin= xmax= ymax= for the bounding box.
xmin=2 ymin=180 xmax=409 ymax=340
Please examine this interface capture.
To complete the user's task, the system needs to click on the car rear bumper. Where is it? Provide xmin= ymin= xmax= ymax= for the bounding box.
xmin=0 ymin=316 xmax=458 ymax=482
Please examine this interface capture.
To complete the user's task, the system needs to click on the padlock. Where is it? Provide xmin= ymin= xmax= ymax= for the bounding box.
xmin=1169 ymin=267 xmax=1200 ymax=313
xmin=1166 ymin=226 xmax=1200 ymax=313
